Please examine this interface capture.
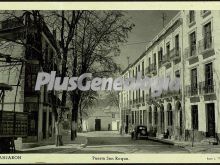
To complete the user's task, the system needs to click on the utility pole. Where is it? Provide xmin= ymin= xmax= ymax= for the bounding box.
xmin=162 ymin=12 xmax=167 ymax=28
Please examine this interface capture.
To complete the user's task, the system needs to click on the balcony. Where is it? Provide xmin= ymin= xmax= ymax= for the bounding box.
xmin=201 ymin=10 xmax=211 ymax=18
xmin=199 ymin=81 xmax=215 ymax=95
xmin=170 ymin=48 xmax=181 ymax=61
xmin=162 ymin=54 xmax=171 ymax=67
xmin=145 ymin=67 xmax=151 ymax=77
xmin=186 ymin=84 xmax=199 ymax=97
xmin=147 ymin=63 xmax=157 ymax=75
xmin=185 ymin=44 xmax=198 ymax=60
xmin=163 ymin=89 xmax=181 ymax=98
xmin=198 ymin=36 xmax=214 ymax=56
xmin=187 ymin=14 xmax=196 ymax=27
xmin=158 ymin=60 xmax=163 ymax=68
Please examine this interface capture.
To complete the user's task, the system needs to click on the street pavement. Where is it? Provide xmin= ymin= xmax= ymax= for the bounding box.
xmin=17 ymin=131 xmax=188 ymax=153
xmin=75 ymin=131 xmax=189 ymax=154
xmin=17 ymin=131 xmax=220 ymax=153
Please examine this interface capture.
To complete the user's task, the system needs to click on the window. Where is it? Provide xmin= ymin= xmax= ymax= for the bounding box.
xmin=191 ymin=105 xmax=198 ymax=130
xmin=149 ymin=108 xmax=152 ymax=124
xmin=191 ymin=68 xmax=198 ymax=95
xmin=148 ymin=57 xmax=151 ymax=72
xmin=132 ymin=111 xmax=134 ymax=124
xmin=25 ymin=64 xmax=39 ymax=92
xmin=166 ymin=42 xmax=170 ymax=58
xmin=203 ymin=22 xmax=212 ymax=49
xmin=205 ymin=63 xmax=214 ymax=93
xmin=189 ymin=31 xmax=196 ymax=56
xmin=136 ymin=111 xmax=139 ymax=124
xmin=140 ymin=111 xmax=142 ymax=125
xmin=136 ymin=66 xmax=138 ymax=78
xmin=142 ymin=91 xmax=145 ymax=103
xmin=205 ymin=63 xmax=213 ymax=85
xmin=142 ymin=61 xmax=144 ymax=76
xmin=133 ymin=91 xmax=134 ymax=102
xmin=175 ymin=34 xmax=179 ymax=50
xmin=189 ymin=10 xmax=195 ymax=23
xmin=153 ymin=53 xmax=157 ymax=66
xmin=158 ymin=47 xmax=163 ymax=66
xmin=112 ymin=113 xmax=115 ymax=118
xmin=138 ymin=89 xmax=141 ymax=102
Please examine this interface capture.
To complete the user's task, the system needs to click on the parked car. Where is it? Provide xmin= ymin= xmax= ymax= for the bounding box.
xmin=131 ymin=125 xmax=148 ymax=140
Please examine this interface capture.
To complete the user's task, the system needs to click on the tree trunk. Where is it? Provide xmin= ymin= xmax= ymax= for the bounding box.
xmin=71 ymin=93 xmax=79 ymax=141
xmin=53 ymin=106 xmax=64 ymax=146
xmin=55 ymin=120 xmax=63 ymax=146
xmin=71 ymin=110 xmax=78 ymax=140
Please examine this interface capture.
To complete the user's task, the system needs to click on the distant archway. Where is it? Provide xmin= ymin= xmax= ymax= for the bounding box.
xmin=149 ymin=106 xmax=152 ymax=125
xmin=160 ymin=104 xmax=165 ymax=133
xmin=175 ymin=101 xmax=182 ymax=135
xmin=167 ymin=103 xmax=173 ymax=126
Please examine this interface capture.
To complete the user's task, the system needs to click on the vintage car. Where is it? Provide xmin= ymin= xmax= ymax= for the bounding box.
xmin=131 ymin=125 xmax=148 ymax=140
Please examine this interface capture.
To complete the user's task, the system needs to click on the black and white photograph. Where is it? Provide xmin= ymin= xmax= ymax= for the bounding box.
xmin=0 ymin=5 xmax=220 ymax=163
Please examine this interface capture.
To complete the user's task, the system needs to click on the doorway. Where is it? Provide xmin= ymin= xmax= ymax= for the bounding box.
xmin=125 ymin=115 xmax=129 ymax=134
xmin=42 ymin=112 xmax=46 ymax=139
xmin=95 ymin=119 xmax=101 ymax=131
xmin=206 ymin=103 xmax=215 ymax=137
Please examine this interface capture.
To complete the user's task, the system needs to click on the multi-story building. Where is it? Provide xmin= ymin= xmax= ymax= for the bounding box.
xmin=0 ymin=11 xmax=62 ymax=147
xmin=119 ymin=10 xmax=220 ymax=143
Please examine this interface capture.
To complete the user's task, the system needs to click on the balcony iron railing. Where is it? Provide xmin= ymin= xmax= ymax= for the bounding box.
xmin=198 ymin=36 xmax=214 ymax=54
xmin=187 ymin=13 xmax=196 ymax=27
xmin=185 ymin=44 xmax=197 ymax=59
xmin=186 ymin=84 xmax=198 ymax=96
xmin=162 ymin=53 xmax=171 ymax=66
xmin=199 ymin=81 xmax=215 ymax=94
xmin=162 ymin=89 xmax=181 ymax=97
xmin=170 ymin=48 xmax=181 ymax=61
xmin=147 ymin=64 xmax=157 ymax=74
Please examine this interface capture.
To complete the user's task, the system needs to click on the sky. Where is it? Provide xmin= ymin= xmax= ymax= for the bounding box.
xmin=114 ymin=10 xmax=179 ymax=70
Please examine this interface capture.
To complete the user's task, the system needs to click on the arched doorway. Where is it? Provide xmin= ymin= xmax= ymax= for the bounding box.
xmin=149 ymin=106 xmax=152 ymax=125
xmin=175 ymin=101 xmax=182 ymax=136
xmin=160 ymin=104 xmax=165 ymax=133
xmin=154 ymin=106 xmax=158 ymax=126
xmin=167 ymin=103 xmax=173 ymax=130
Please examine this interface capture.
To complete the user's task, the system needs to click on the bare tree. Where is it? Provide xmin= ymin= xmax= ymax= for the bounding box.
xmin=69 ymin=11 xmax=134 ymax=140
xmin=44 ymin=10 xmax=84 ymax=145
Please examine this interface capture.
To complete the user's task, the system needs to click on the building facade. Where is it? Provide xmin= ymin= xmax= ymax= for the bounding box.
xmin=119 ymin=10 xmax=220 ymax=142
xmin=83 ymin=108 xmax=120 ymax=132
xmin=0 ymin=12 xmax=62 ymax=147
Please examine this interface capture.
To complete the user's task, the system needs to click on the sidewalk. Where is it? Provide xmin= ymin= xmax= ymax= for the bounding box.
xmin=148 ymin=136 xmax=220 ymax=153
xmin=17 ymin=132 xmax=88 ymax=153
